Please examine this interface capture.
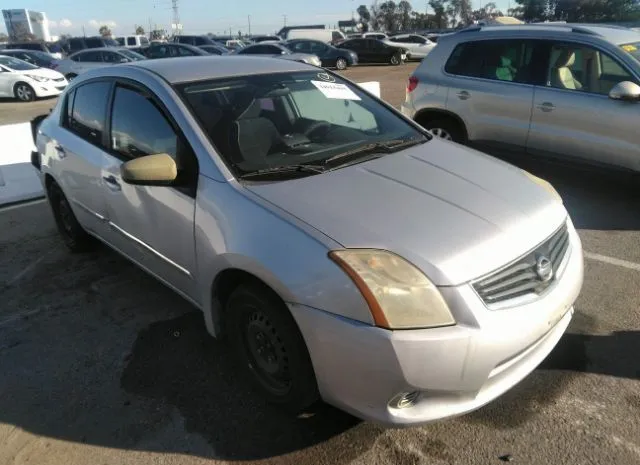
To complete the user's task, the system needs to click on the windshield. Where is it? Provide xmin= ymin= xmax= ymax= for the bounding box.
xmin=0 ymin=56 xmax=38 ymax=70
xmin=28 ymin=50 xmax=56 ymax=63
xmin=119 ymin=49 xmax=146 ymax=61
xmin=177 ymin=71 xmax=426 ymax=178
xmin=620 ymin=42 xmax=640 ymax=64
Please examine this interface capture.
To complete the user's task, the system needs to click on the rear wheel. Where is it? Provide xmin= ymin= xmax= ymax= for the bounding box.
xmin=226 ymin=283 xmax=319 ymax=412
xmin=335 ymin=57 xmax=348 ymax=70
xmin=14 ymin=82 xmax=35 ymax=102
xmin=390 ymin=53 xmax=401 ymax=66
xmin=420 ymin=117 xmax=466 ymax=144
xmin=48 ymin=182 xmax=96 ymax=252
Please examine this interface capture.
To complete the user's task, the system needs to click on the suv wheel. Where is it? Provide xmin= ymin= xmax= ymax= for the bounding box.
xmin=420 ymin=118 xmax=465 ymax=143
xmin=226 ymin=282 xmax=319 ymax=412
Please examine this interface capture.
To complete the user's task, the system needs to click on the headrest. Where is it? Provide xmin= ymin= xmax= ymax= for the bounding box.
xmin=554 ymin=49 xmax=576 ymax=68
xmin=237 ymin=98 xmax=263 ymax=119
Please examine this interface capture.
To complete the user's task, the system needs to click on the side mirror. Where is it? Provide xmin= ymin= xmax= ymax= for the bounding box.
xmin=608 ymin=81 xmax=640 ymax=102
xmin=120 ymin=153 xmax=177 ymax=185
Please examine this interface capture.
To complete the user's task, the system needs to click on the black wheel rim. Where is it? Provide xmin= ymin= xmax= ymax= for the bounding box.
xmin=242 ymin=310 xmax=291 ymax=396
xmin=337 ymin=58 xmax=346 ymax=69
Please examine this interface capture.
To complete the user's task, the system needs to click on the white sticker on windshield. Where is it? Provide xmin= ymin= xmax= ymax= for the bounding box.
xmin=311 ymin=80 xmax=361 ymax=101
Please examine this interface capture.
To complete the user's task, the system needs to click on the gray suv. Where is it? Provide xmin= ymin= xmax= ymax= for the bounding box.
xmin=403 ymin=24 xmax=640 ymax=173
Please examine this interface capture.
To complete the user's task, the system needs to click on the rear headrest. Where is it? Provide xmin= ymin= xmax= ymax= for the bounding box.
xmin=554 ymin=49 xmax=576 ymax=68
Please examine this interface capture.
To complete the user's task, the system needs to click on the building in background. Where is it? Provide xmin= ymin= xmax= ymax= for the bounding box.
xmin=2 ymin=9 xmax=51 ymax=42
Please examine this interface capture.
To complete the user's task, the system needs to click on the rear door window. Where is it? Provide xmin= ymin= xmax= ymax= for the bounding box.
xmin=85 ymin=38 xmax=103 ymax=48
xmin=127 ymin=37 xmax=136 ymax=46
xmin=445 ymin=39 xmax=537 ymax=84
xmin=66 ymin=81 xmax=111 ymax=147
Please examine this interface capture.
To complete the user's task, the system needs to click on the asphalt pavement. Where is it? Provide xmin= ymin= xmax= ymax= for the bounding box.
xmin=1 ymin=63 xmax=639 ymax=465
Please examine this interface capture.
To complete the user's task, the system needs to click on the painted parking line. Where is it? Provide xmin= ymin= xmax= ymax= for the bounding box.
xmin=584 ymin=251 xmax=640 ymax=272
xmin=0 ymin=197 xmax=46 ymax=212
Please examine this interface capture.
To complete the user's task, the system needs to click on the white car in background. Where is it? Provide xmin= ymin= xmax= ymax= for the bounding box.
xmin=55 ymin=47 xmax=147 ymax=80
xmin=386 ymin=34 xmax=436 ymax=60
xmin=0 ymin=55 xmax=67 ymax=102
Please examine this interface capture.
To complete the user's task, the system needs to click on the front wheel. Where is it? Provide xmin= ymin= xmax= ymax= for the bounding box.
xmin=65 ymin=73 xmax=77 ymax=81
xmin=226 ymin=283 xmax=319 ymax=412
xmin=335 ymin=57 xmax=348 ymax=70
xmin=390 ymin=53 xmax=401 ymax=66
xmin=14 ymin=82 xmax=35 ymax=102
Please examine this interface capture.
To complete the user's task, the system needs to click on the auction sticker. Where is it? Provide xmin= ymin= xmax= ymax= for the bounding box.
xmin=311 ymin=80 xmax=361 ymax=100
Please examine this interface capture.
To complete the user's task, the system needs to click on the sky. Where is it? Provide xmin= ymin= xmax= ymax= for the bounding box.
xmin=0 ymin=0 xmax=513 ymax=37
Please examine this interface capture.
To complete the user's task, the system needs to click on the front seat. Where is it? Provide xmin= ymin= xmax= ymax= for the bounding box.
xmin=230 ymin=97 xmax=284 ymax=167
xmin=550 ymin=49 xmax=583 ymax=90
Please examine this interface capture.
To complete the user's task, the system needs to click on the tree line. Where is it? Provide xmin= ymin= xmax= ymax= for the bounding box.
xmin=356 ymin=0 xmax=640 ymax=32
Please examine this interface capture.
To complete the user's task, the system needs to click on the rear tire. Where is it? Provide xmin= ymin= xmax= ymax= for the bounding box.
xmin=390 ymin=53 xmax=401 ymax=66
xmin=226 ymin=282 xmax=319 ymax=413
xmin=419 ymin=117 xmax=466 ymax=144
xmin=335 ymin=57 xmax=348 ymax=70
xmin=14 ymin=82 xmax=35 ymax=102
xmin=48 ymin=182 xmax=96 ymax=253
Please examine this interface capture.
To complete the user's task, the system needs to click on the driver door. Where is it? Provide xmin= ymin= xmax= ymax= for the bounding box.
xmin=527 ymin=40 xmax=640 ymax=172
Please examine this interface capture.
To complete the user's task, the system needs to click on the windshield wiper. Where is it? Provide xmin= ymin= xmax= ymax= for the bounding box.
xmin=238 ymin=164 xmax=325 ymax=180
xmin=321 ymin=137 xmax=428 ymax=167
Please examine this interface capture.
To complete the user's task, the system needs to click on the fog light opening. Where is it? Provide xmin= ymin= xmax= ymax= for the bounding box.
xmin=391 ymin=391 xmax=421 ymax=409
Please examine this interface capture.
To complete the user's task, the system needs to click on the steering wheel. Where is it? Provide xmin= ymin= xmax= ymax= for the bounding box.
xmin=304 ymin=121 xmax=332 ymax=139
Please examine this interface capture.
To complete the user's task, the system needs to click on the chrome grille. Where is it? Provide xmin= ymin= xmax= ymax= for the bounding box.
xmin=473 ymin=223 xmax=570 ymax=305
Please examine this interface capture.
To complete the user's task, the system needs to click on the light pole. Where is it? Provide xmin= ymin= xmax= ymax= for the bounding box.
xmin=283 ymin=14 xmax=287 ymax=27
xmin=248 ymin=15 xmax=251 ymax=36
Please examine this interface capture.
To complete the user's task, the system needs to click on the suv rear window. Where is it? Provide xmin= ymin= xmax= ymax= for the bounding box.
xmin=445 ymin=39 xmax=536 ymax=84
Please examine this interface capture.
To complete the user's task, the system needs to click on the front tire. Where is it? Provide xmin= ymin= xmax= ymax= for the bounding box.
xmin=335 ymin=57 xmax=348 ymax=70
xmin=226 ymin=283 xmax=319 ymax=412
xmin=65 ymin=73 xmax=77 ymax=81
xmin=48 ymin=182 xmax=96 ymax=252
xmin=390 ymin=53 xmax=401 ymax=66
xmin=14 ymin=82 xmax=35 ymax=102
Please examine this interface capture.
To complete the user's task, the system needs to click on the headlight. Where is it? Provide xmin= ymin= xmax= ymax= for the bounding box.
xmin=521 ymin=170 xmax=563 ymax=203
xmin=329 ymin=249 xmax=455 ymax=329
xmin=25 ymin=74 xmax=50 ymax=82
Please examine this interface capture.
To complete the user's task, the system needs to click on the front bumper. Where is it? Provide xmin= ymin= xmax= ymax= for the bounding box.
xmin=33 ymin=82 xmax=67 ymax=97
xmin=290 ymin=223 xmax=583 ymax=426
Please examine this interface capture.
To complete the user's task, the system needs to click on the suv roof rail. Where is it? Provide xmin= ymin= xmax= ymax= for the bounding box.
xmin=569 ymin=25 xmax=601 ymax=36
xmin=457 ymin=26 xmax=482 ymax=34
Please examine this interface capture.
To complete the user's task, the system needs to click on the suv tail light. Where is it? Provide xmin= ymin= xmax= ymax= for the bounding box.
xmin=407 ymin=76 xmax=418 ymax=93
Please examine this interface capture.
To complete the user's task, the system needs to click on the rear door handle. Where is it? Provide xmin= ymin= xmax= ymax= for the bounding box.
xmin=537 ymin=102 xmax=555 ymax=112
xmin=457 ymin=91 xmax=470 ymax=100
xmin=54 ymin=145 xmax=66 ymax=158
xmin=102 ymin=175 xmax=121 ymax=191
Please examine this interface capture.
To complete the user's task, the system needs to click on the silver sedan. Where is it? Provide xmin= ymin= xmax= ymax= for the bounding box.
xmin=234 ymin=42 xmax=322 ymax=66
xmin=33 ymin=56 xmax=583 ymax=426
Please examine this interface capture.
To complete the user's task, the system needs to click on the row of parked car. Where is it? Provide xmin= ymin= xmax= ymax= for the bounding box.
xmin=0 ymin=32 xmax=438 ymax=101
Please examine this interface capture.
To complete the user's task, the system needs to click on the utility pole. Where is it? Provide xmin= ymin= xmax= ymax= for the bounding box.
xmin=248 ymin=15 xmax=251 ymax=36
xmin=283 ymin=14 xmax=287 ymax=27
xmin=82 ymin=25 xmax=86 ymax=37
xmin=171 ymin=0 xmax=180 ymax=33
xmin=148 ymin=17 xmax=152 ymax=36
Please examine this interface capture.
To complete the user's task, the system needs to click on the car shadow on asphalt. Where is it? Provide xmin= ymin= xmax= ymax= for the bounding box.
xmin=120 ymin=310 xmax=384 ymax=462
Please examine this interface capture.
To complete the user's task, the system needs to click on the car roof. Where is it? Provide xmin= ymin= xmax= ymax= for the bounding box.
xmin=455 ymin=23 xmax=640 ymax=45
xmin=127 ymin=55 xmax=312 ymax=83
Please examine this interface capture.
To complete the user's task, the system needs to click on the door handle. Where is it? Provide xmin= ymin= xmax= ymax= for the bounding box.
xmin=54 ymin=145 xmax=66 ymax=158
xmin=457 ymin=91 xmax=470 ymax=100
xmin=537 ymin=102 xmax=555 ymax=112
xmin=102 ymin=175 xmax=121 ymax=191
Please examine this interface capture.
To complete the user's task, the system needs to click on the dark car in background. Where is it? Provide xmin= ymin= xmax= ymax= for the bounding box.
xmin=286 ymin=39 xmax=357 ymax=69
xmin=198 ymin=44 xmax=231 ymax=55
xmin=5 ymin=41 xmax=63 ymax=59
xmin=1 ymin=49 xmax=60 ymax=69
xmin=145 ymin=42 xmax=209 ymax=59
xmin=173 ymin=35 xmax=218 ymax=46
xmin=64 ymin=36 xmax=119 ymax=54
xmin=336 ymin=38 xmax=407 ymax=65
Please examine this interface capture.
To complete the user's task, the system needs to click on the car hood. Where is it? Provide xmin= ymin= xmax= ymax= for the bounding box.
xmin=245 ymin=139 xmax=567 ymax=286
xmin=14 ymin=67 xmax=64 ymax=79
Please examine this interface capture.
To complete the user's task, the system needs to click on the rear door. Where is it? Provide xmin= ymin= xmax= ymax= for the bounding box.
xmin=527 ymin=40 xmax=640 ymax=171
xmin=75 ymin=50 xmax=104 ymax=72
xmin=52 ymin=80 xmax=112 ymax=234
xmin=444 ymin=38 xmax=540 ymax=153
xmin=100 ymin=82 xmax=199 ymax=299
